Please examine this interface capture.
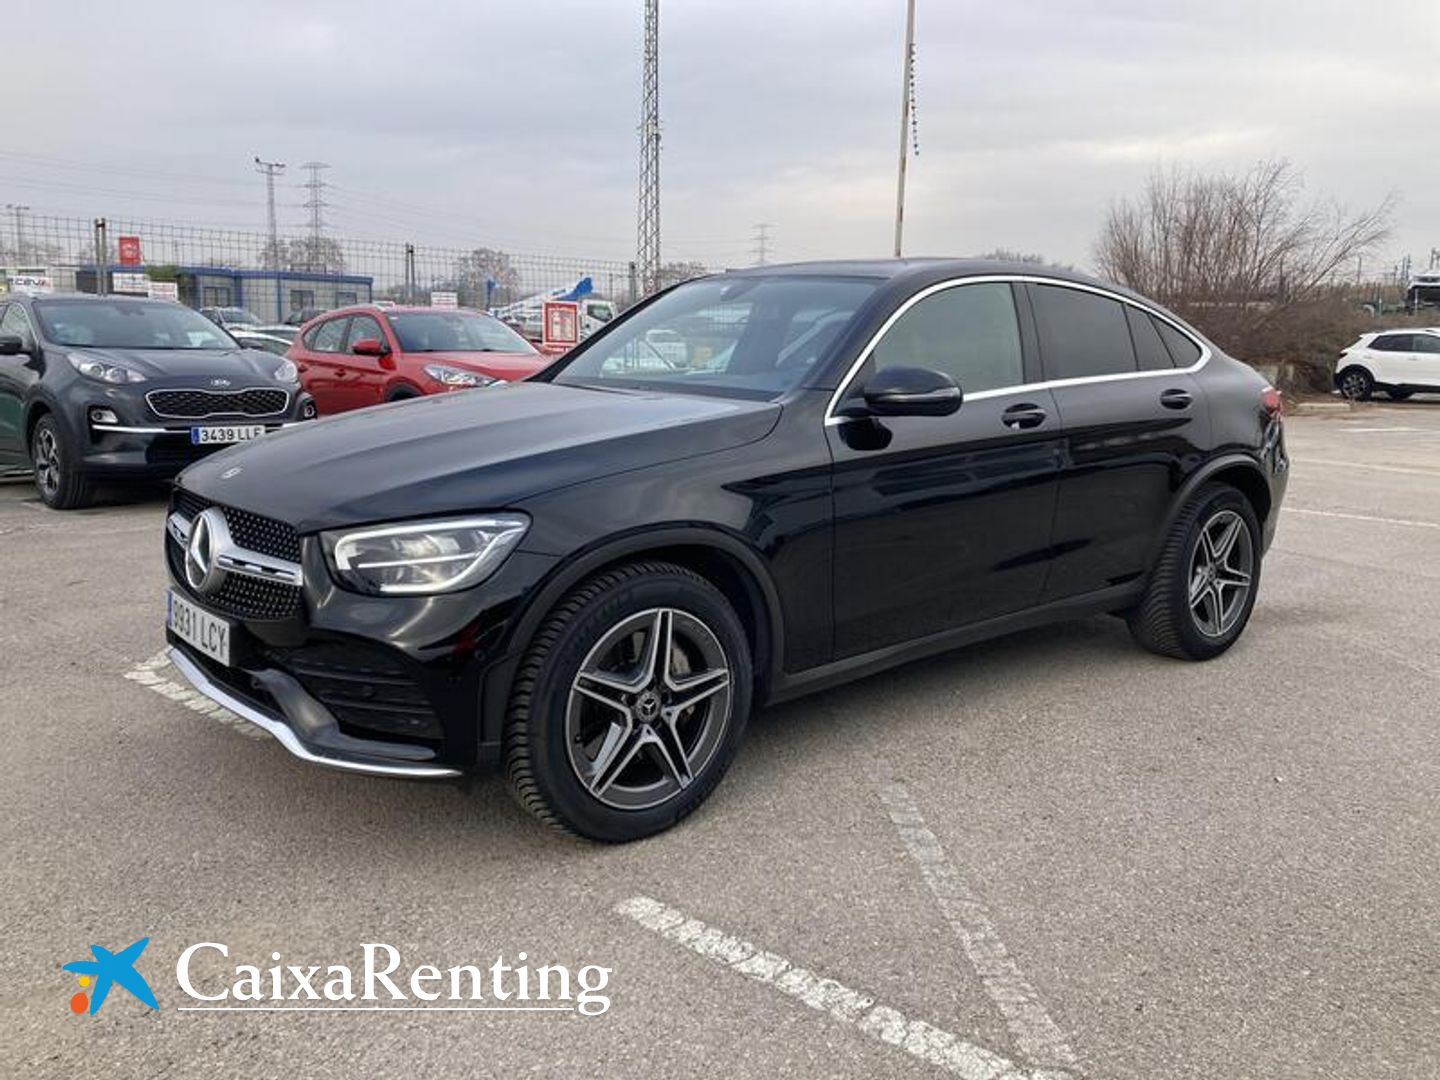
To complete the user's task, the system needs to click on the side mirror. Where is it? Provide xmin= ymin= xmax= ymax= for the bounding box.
xmin=0 ymin=334 xmax=24 ymax=356
xmin=848 ymin=366 xmax=962 ymax=418
xmin=351 ymin=337 xmax=388 ymax=357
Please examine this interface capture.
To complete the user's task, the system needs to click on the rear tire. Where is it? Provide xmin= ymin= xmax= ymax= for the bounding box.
xmin=30 ymin=415 xmax=92 ymax=510
xmin=1127 ymin=483 xmax=1261 ymax=661
xmin=504 ymin=561 xmax=753 ymax=842
xmin=1337 ymin=367 xmax=1374 ymax=401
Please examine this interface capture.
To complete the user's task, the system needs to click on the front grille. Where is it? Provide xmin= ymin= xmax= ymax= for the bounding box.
xmin=147 ymin=387 xmax=288 ymax=419
xmin=168 ymin=489 xmax=303 ymax=620
xmin=257 ymin=641 xmax=443 ymax=743
xmin=144 ymin=435 xmax=222 ymax=468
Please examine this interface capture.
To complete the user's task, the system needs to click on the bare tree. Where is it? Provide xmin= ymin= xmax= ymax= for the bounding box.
xmin=1094 ymin=160 xmax=1392 ymax=358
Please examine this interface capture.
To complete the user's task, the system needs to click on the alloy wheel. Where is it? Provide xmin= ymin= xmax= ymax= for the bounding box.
xmin=1188 ymin=509 xmax=1254 ymax=638
xmin=1340 ymin=370 xmax=1370 ymax=399
xmin=565 ymin=607 xmax=733 ymax=810
xmin=33 ymin=426 xmax=61 ymax=499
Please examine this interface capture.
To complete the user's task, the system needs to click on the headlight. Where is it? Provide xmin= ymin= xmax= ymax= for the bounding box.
xmin=422 ymin=363 xmax=497 ymax=388
xmin=272 ymin=359 xmax=299 ymax=383
xmin=324 ymin=514 xmax=529 ymax=595
xmin=67 ymin=352 xmax=145 ymax=384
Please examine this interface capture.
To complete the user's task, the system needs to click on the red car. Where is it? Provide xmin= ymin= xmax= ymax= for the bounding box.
xmin=289 ymin=305 xmax=549 ymax=415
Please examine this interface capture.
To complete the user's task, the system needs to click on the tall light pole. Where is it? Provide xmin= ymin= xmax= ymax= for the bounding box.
xmin=6 ymin=203 xmax=30 ymax=264
xmin=893 ymin=0 xmax=917 ymax=258
xmin=254 ymin=156 xmax=286 ymax=268
xmin=637 ymin=0 xmax=662 ymax=296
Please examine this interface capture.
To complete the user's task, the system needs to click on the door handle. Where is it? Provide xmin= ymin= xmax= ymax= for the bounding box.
xmin=1160 ymin=388 xmax=1192 ymax=410
xmin=1001 ymin=403 xmax=1047 ymax=429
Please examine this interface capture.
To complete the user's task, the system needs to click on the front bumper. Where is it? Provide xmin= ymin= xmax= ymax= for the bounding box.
xmin=168 ymin=645 xmax=461 ymax=778
xmin=163 ymin=487 xmax=559 ymax=778
xmin=84 ymin=418 xmax=311 ymax=476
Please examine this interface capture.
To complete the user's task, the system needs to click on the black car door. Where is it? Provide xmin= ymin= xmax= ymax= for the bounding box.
xmin=0 ymin=302 xmax=40 ymax=462
xmin=826 ymin=280 xmax=1063 ymax=659
xmin=1025 ymin=282 xmax=1211 ymax=602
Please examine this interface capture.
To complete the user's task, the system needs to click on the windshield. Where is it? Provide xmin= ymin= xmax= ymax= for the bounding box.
xmin=550 ymin=275 xmax=878 ymax=400
xmin=35 ymin=300 xmax=238 ymax=350
xmin=387 ymin=310 xmax=536 ymax=353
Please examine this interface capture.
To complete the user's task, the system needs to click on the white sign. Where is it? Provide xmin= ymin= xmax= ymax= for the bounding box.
xmin=430 ymin=290 xmax=458 ymax=309
xmin=148 ymin=281 xmax=180 ymax=302
xmin=8 ymin=271 xmax=53 ymax=295
xmin=113 ymin=272 xmax=150 ymax=295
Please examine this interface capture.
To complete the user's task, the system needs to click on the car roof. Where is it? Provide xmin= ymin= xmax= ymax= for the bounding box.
xmin=8 ymin=292 xmax=176 ymax=305
xmin=722 ymin=257 xmax=1100 ymax=287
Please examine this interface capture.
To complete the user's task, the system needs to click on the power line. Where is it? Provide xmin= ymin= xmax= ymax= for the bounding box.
xmin=751 ymin=223 xmax=771 ymax=266
xmin=637 ymin=0 xmax=661 ymax=294
xmin=253 ymin=156 xmax=285 ymax=268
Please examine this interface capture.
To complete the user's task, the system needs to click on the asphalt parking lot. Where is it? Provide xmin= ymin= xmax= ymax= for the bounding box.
xmin=3 ymin=403 xmax=1439 ymax=1080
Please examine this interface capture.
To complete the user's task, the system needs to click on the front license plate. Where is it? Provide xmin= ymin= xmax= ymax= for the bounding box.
xmin=167 ymin=589 xmax=233 ymax=666
xmin=191 ymin=424 xmax=267 ymax=445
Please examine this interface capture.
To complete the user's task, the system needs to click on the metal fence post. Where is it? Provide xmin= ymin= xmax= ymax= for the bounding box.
xmin=93 ymin=218 xmax=108 ymax=295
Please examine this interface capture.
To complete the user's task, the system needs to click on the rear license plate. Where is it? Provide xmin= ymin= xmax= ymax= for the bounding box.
xmin=167 ymin=589 xmax=233 ymax=666
xmin=191 ymin=425 xmax=267 ymax=445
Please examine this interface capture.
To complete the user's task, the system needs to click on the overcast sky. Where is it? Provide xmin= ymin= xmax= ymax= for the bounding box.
xmin=4 ymin=0 xmax=1437 ymax=274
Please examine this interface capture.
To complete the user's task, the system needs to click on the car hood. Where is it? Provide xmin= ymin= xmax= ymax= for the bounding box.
xmin=66 ymin=346 xmax=287 ymax=382
xmin=413 ymin=350 xmax=551 ymax=380
xmin=178 ymin=382 xmax=780 ymax=533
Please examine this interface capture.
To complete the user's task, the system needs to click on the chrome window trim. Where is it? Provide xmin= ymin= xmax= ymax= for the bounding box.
xmin=145 ymin=386 xmax=290 ymax=420
xmin=823 ymin=274 xmax=1211 ymax=426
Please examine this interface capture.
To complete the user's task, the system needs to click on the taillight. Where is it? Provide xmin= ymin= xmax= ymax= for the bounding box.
xmin=1261 ymin=386 xmax=1283 ymax=417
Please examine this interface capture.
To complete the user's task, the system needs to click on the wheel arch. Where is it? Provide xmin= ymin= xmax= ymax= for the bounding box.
xmin=479 ymin=526 xmax=785 ymax=754
xmin=1149 ymin=454 xmax=1271 ymax=571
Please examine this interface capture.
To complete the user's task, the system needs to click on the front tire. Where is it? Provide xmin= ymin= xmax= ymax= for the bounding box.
xmin=1128 ymin=483 xmax=1261 ymax=661
xmin=1338 ymin=366 xmax=1374 ymax=401
xmin=504 ymin=561 xmax=753 ymax=842
xmin=30 ymin=415 xmax=92 ymax=510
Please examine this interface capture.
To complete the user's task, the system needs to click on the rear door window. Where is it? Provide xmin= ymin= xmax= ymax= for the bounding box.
xmin=1372 ymin=333 xmax=1413 ymax=353
xmin=1125 ymin=307 xmax=1174 ymax=371
xmin=1031 ymin=284 xmax=1137 ymax=379
xmin=306 ymin=317 xmax=349 ymax=352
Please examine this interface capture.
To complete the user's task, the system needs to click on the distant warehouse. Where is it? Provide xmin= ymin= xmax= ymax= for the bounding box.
xmin=70 ymin=264 xmax=374 ymax=322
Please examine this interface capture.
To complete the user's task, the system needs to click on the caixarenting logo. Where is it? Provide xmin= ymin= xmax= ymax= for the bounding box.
xmin=65 ymin=937 xmax=612 ymax=1016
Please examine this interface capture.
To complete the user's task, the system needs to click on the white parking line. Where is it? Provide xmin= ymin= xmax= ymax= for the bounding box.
xmin=867 ymin=761 xmax=1082 ymax=1076
xmin=1297 ymin=458 xmax=1440 ymax=477
xmin=123 ymin=651 xmax=268 ymax=740
xmin=1282 ymin=506 xmax=1440 ymax=531
xmin=615 ymin=896 xmax=1062 ymax=1080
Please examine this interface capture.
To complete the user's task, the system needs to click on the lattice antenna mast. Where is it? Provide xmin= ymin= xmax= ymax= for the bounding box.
xmin=637 ymin=0 xmax=662 ymax=295
xmin=254 ymin=157 xmax=286 ymax=268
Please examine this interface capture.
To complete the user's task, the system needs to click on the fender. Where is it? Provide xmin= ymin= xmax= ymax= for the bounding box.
xmin=1146 ymin=452 xmax=1268 ymax=571
xmin=476 ymin=523 xmax=787 ymax=758
xmin=21 ymin=389 xmax=77 ymax=464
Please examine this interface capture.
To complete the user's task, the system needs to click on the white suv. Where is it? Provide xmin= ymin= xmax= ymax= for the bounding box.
xmin=1335 ymin=328 xmax=1440 ymax=400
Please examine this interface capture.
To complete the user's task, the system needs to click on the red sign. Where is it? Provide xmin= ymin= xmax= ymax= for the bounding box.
xmin=542 ymin=300 xmax=580 ymax=350
xmin=117 ymin=235 xmax=143 ymax=266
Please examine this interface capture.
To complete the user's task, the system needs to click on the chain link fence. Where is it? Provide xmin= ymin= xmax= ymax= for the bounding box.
xmin=0 ymin=213 xmax=717 ymax=322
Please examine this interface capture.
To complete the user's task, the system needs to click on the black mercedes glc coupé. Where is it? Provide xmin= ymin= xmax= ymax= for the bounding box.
xmin=161 ymin=260 xmax=1288 ymax=841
